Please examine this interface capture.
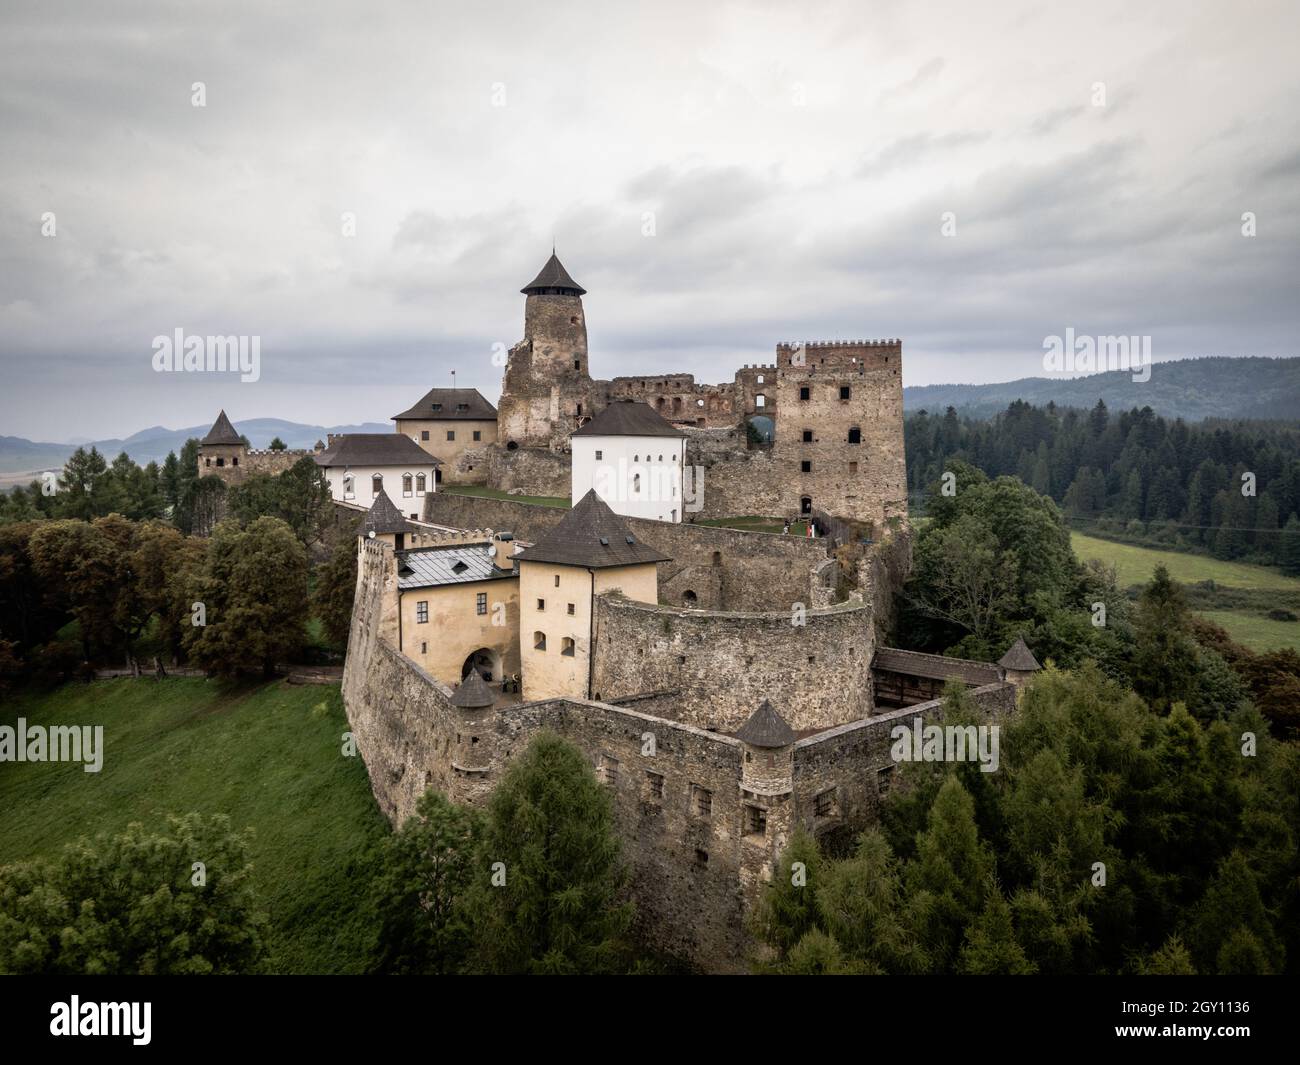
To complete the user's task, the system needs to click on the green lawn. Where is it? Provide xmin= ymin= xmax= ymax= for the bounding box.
xmin=0 ymin=678 xmax=389 ymax=974
xmin=696 ymin=515 xmax=810 ymax=536
xmin=1198 ymin=611 xmax=1300 ymax=655
xmin=1070 ymin=532 xmax=1300 ymax=592
xmin=1070 ymin=531 xmax=1300 ymax=653
xmin=439 ymin=485 xmax=570 ymax=508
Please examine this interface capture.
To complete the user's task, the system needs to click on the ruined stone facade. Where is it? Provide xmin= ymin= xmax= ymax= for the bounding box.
xmin=490 ymin=254 xmax=907 ymax=526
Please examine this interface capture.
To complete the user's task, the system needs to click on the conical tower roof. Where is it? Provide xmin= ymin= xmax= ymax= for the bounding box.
xmin=201 ymin=409 xmax=243 ymax=446
xmin=514 ymin=490 xmax=669 ymax=569
xmin=362 ymin=488 xmax=414 ymax=536
xmin=450 ymin=669 xmax=495 ymax=708
xmin=735 ymin=699 xmax=796 ymax=748
xmin=997 ymin=636 xmax=1041 ymax=672
xmin=521 ymin=251 xmax=586 ymax=296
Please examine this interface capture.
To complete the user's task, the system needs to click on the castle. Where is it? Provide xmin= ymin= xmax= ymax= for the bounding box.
xmin=321 ymin=253 xmax=1035 ymax=972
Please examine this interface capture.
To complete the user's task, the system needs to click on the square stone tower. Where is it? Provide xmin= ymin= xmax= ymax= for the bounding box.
xmin=771 ymin=341 xmax=908 ymax=528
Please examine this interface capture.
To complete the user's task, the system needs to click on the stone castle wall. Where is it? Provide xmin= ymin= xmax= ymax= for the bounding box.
xmin=198 ymin=445 xmax=313 ymax=487
xmin=421 ymin=492 xmax=841 ymax=611
xmin=590 ymin=596 xmax=876 ymax=732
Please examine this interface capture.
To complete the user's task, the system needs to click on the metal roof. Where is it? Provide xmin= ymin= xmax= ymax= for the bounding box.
xmin=571 ymin=400 xmax=686 ymax=439
xmin=396 ymin=544 xmax=517 ymax=590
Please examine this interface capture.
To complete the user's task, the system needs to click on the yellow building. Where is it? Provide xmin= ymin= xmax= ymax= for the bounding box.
xmin=515 ymin=490 xmax=669 ymax=701
xmin=391 ymin=387 xmax=498 ymax=485
xmin=394 ymin=539 xmax=520 ymax=688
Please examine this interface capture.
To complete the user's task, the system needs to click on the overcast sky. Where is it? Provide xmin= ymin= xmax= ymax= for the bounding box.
xmin=2 ymin=0 xmax=1297 ymax=441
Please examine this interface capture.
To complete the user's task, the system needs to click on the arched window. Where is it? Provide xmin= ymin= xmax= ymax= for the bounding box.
xmin=533 ymin=631 xmax=547 ymax=651
xmin=682 ymin=590 xmax=697 ymax=606
xmin=711 ymin=551 xmax=722 ymax=566
xmin=416 ymin=473 xmax=426 ymax=493
xmin=848 ymin=426 xmax=861 ymax=444
xmin=633 ymin=473 xmax=641 ymax=493
xmin=801 ymin=496 xmax=813 ymax=515
xmin=402 ymin=474 xmax=413 ymax=496
xmin=506 ymin=441 xmax=519 ymax=451
xmin=561 ymin=637 xmax=575 ymax=657
xmin=371 ymin=474 xmax=383 ymax=496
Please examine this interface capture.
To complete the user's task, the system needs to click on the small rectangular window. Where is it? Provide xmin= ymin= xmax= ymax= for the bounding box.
xmin=537 ymin=599 xmax=545 ymax=611
xmin=473 ymin=430 xmax=481 ymax=441
xmin=799 ymin=386 xmax=810 ymax=401
xmin=446 ymin=430 xmax=455 ymax=441
xmin=877 ymin=765 xmax=895 ymax=795
xmin=801 ymin=460 xmax=812 ymax=473
xmin=567 ymin=603 xmax=575 ymax=616
xmin=595 ymin=450 xmax=603 ymax=460
xmin=476 ymin=592 xmax=487 ymax=616
xmin=692 ymin=785 xmax=712 ymax=818
xmin=840 ymin=385 xmax=851 ymax=400
xmin=849 ymin=461 xmax=858 ymax=475
xmin=420 ymin=641 xmax=427 ymax=654
xmin=554 ymin=574 xmax=560 ymax=587
xmin=416 ymin=601 xmax=428 ymax=624
xmin=815 ymin=788 xmax=838 ymax=818
xmin=645 ymin=771 xmax=664 ymax=800
xmin=744 ymin=805 xmax=767 ymax=836
xmin=599 ymin=754 xmax=619 ymax=786
xmin=421 ymin=430 xmax=430 ymax=441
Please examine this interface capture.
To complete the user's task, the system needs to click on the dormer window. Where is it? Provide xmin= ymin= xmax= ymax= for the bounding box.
xmin=430 ymin=403 xmax=442 ymax=411
xmin=457 ymin=403 xmax=469 ymax=411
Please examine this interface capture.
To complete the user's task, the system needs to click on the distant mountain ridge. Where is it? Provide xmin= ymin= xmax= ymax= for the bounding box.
xmin=0 ymin=417 xmax=391 ymax=475
xmin=903 ymin=356 xmax=1299 ymax=422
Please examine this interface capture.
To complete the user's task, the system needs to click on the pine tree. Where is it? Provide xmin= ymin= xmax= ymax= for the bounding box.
xmin=465 ymin=732 xmax=631 ymax=974
xmin=1279 ymin=514 xmax=1300 ymax=576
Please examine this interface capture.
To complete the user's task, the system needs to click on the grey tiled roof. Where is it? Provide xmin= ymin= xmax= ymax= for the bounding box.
xmin=997 ymin=636 xmax=1041 ymax=672
xmin=735 ymin=699 xmax=796 ymax=748
xmin=450 ymin=670 xmax=496 ymax=708
xmin=514 ymin=490 xmax=670 ymax=569
xmin=201 ymin=410 xmax=242 ymax=446
xmin=572 ymin=400 xmax=686 ymax=439
xmin=315 ymin=434 xmax=442 ymax=468
xmin=396 ymin=544 xmax=517 ymax=590
xmin=362 ymin=488 xmax=415 ymax=536
xmin=391 ymin=387 xmax=498 ymax=422
xmin=521 ymin=252 xmax=586 ymax=295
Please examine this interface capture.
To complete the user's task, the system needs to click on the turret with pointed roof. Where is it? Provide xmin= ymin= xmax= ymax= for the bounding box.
xmin=450 ymin=669 xmax=496 ymax=708
xmin=362 ymin=488 xmax=415 ymax=539
xmin=516 ymin=490 xmax=670 ymax=569
xmin=735 ymin=699 xmax=796 ymax=748
xmin=998 ymin=636 xmax=1041 ymax=689
xmin=521 ymin=251 xmax=586 ymax=296
xmin=201 ymin=409 xmax=243 ymax=446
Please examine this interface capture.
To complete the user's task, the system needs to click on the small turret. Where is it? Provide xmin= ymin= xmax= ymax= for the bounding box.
xmin=997 ymin=636 xmax=1041 ymax=688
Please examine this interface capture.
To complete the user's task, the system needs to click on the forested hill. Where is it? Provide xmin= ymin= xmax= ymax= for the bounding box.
xmin=903 ymin=356 xmax=1299 ymax=422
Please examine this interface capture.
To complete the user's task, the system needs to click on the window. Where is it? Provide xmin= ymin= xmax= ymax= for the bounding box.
xmin=446 ymin=430 xmax=455 ymax=441
xmin=537 ymin=598 xmax=545 ymax=611
xmin=849 ymin=461 xmax=859 ymax=475
xmin=343 ymin=474 xmax=354 ymax=499
xmin=402 ymin=474 xmax=413 ymax=496
xmin=691 ymin=785 xmax=712 ymax=818
xmin=420 ymin=641 xmax=427 ymax=654
xmin=371 ymin=474 xmax=383 ymax=496
xmin=205 ymin=457 xmax=211 ymax=467
xmin=216 ymin=457 xmax=225 ymax=467
xmin=598 ymin=754 xmax=619 ymax=786
xmin=567 ymin=603 xmax=575 ymax=615
xmin=431 ymin=403 xmax=442 ymax=411
xmin=695 ymin=848 xmax=709 ymax=867
xmin=476 ymin=592 xmax=487 ymax=616
xmin=744 ymin=805 xmax=767 ymax=837
xmin=416 ymin=601 xmax=428 ymax=624
xmin=561 ymin=636 xmax=575 ymax=657
xmin=574 ymin=360 xmax=581 ymax=370
xmin=815 ymin=788 xmax=838 ymax=818
xmin=799 ymin=386 xmax=810 ymax=401
xmin=416 ymin=473 xmax=426 ymax=492
xmin=633 ymin=473 xmax=641 ymax=493
xmin=457 ymin=403 xmax=469 ymax=411
xmin=595 ymin=450 xmax=603 ymax=460
xmin=534 ymin=631 xmax=546 ymax=650
xmin=801 ymin=460 xmax=811 ymax=473
xmin=840 ymin=385 xmax=851 ymax=400
xmin=421 ymin=430 xmax=430 ymax=441
xmin=645 ymin=771 xmax=664 ymax=800
xmin=473 ymin=430 xmax=481 ymax=442
xmin=755 ymin=394 xmax=766 ymax=408
xmin=232 ymin=456 xmax=238 ymax=466
xmin=554 ymin=575 xmax=560 ymax=587
xmin=877 ymin=765 xmax=895 ymax=795
xmin=848 ymin=426 xmax=861 ymax=444
xmin=802 ymin=429 xmax=813 ymax=443
xmin=756 ymin=374 xmax=764 ymax=384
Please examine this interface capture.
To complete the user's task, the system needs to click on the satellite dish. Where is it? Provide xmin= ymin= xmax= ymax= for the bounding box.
xmin=368 ymin=530 xmax=375 ymax=538
xmin=487 ymin=544 xmax=497 ymax=557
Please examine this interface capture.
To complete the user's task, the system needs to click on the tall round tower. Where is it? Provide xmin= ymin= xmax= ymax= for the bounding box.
xmin=521 ymin=251 xmax=589 ymax=378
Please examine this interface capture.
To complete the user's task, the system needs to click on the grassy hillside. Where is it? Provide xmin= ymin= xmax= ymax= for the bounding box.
xmin=1070 ymin=531 xmax=1300 ymax=653
xmin=0 ymin=678 xmax=389 ymax=974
